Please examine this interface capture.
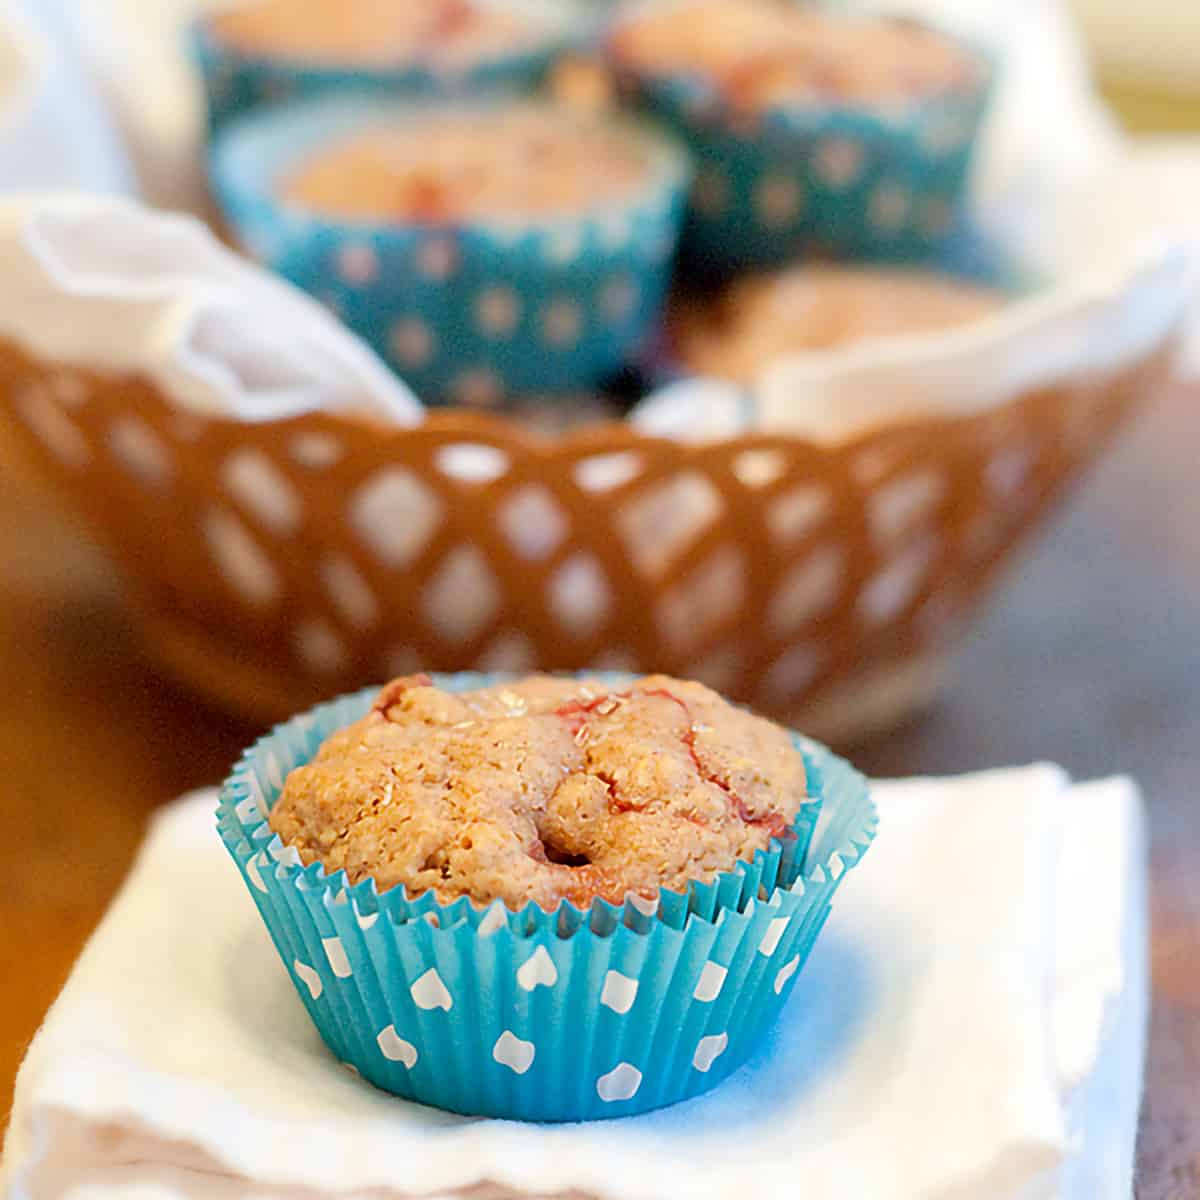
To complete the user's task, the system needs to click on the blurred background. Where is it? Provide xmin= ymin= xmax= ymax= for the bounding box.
xmin=1 ymin=0 xmax=1198 ymax=1191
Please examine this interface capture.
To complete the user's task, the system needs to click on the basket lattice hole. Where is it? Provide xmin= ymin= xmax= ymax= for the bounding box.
xmin=657 ymin=545 xmax=744 ymax=654
xmin=423 ymin=545 xmax=500 ymax=643
xmin=436 ymin=443 xmax=510 ymax=484
xmin=867 ymin=469 xmax=944 ymax=546
xmin=350 ymin=467 xmax=442 ymax=569
xmin=767 ymin=545 xmax=846 ymax=638
xmin=857 ymin=534 xmax=939 ymax=628
xmin=382 ymin=644 xmax=424 ymax=678
xmin=108 ymin=416 xmax=173 ymax=487
xmin=547 ymin=554 xmax=611 ymax=640
xmin=15 ymin=381 xmax=90 ymax=466
xmin=573 ymin=450 xmax=642 ymax=493
xmin=767 ymin=485 xmax=831 ymax=546
xmin=686 ymin=642 xmax=745 ymax=694
xmin=202 ymin=506 xmax=281 ymax=607
xmin=320 ymin=555 xmax=379 ymax=629
xmin=762 ymin=643 xmax=826 ymax=705
xmin=589 ymin=646 xmax=639 ymax=673
xmin=732 ymin=449 xmax=789 ymax=489
xmin=498 ymin=484 xmax=567 ymax=561
xmin=222 ymin=448 xmax=301 ymax=534
xmin=289 ymin=431 xmax=343 ymax=469
xmin=985 ymin=442 xmax=1037 ymax=498
xmin=475 ymin=630 xmax=538 ymax=674
xmin=294 ymin=617 xmax=348 ymax=673
xmin=617 ymin=471 xmax=723 ymax=577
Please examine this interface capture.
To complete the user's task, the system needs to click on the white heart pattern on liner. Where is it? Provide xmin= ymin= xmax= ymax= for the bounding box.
xmin=477 ymin=902 xmax=507 ymax=937
xmin=692 ymin=1032 xmax=729 ymax=1073
xmin=516 ymin=946 xmax=558 ymax=991
xmin=600 ymin=971 xmax=639 ymax=1014
xmin=774 ymin=954 xmax=801 ymax=994
xmin=293 ymin=960 xmax=322 ymax=1000
xmin=693 ymin=960 xmax=727 ymax=1002
xmin=596 ymin=1062 xmax=642 ymax=1103
xmin=492 ymin=1031 xmax=536 ymax=1075
xmin=410 ymin=968 xmax=453 ymax=1011
xmin=758 ymin=916 xmax=790 ymax=957
xmin=322 ymin=937 xmax=352 ymax=979
xmin=245 ymin=853 xmax=268 ymax=894
xmin=376 ymin=1026 xmax=418 ymax=1068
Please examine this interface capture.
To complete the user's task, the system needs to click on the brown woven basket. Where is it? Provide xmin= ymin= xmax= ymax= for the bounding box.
xmin=0 ymin=335 xmax=1174 ymax=740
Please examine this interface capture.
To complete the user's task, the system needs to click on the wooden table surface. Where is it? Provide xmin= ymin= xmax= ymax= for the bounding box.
xmin=1 ymin=382 xmax=1197 ymax=1195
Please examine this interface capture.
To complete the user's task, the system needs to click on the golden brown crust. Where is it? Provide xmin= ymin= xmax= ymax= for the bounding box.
xmin=672 ymin=265 xmax=1002 ymax=384
xmin=611 ymin=0 xmax=981 ymax=113
xmin=281 ymin=106 xmax=652 ymax=225
xmin=269 ymin=674 xmax=808 ymax=909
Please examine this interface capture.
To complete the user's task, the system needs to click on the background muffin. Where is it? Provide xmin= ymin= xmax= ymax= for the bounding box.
xmin=211 ymin=95 xmax=690 ymax=402
xmin=193 ymin=0 xmax=585 ymax=130
xmin=609 ymin=0 xmax=992 ymax=276
xmin=671 ymin=264 xmax=1003 ymax=384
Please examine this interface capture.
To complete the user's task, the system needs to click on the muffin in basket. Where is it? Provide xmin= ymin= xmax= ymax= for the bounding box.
xmin=193 ymin=0 xmax=583 ymax=130
xmin=210 ymin=95 xmax=690 ymax=402
xmin=217 ymin=672 xmax=876 ymax=1120
xmin=609 ymin=0 xmax=993 ymax=276
xmin=671 ymin=264 xmax=1003 ymax=384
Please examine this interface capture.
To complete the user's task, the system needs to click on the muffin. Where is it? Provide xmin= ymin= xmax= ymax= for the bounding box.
xmin=672 ymin=265 xmax=1003 ymax=384
xmin=193 ymin=0 xmax=581 ymax=131
xmin=269 ymin=672 xmax=808 ymax=910
xmin=609 ymin=0 xmax=992 ymax=275
xmin=210 ymin=95 xmax=690 ymax=402
xmin=217 ymin=672 xmax=876 ymax=1119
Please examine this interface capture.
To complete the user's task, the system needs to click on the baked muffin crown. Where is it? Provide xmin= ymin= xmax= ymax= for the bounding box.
xmin=269 ymin=672 xmax=808 ymax=909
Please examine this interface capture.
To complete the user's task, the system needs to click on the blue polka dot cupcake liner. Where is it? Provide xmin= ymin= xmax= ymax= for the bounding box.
xmin=190 ymin=3 xmax=589 ymax=133
xmin=208 ymin=95 xmax=691 ymax=403
xmin=215 ymin=674 xmax=876 ymax=1121
xmin=617 ymin=36 xmax=994 ymax=277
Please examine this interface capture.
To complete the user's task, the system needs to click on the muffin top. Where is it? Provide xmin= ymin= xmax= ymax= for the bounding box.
xmin=672 ymin=265 xmax=1002 ymax=384
xmin=611 ymin=0 xmax=981 ymax=114
xmin=208 ymin=0 xmax=539 ymax=68
xmin=281 ymin=105 xmax=654 ymax=223
xmin=268 ymin=673 xmax=809 ymax=910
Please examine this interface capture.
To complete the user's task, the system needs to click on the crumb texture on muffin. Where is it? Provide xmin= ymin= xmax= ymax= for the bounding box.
xmin=210 ymin=0 xmax=536 ymax=67
xmin=269 ymin=673 xmax=808 ymax=909
xmin=673 ymin=265 xmax=1002 ymax=383
xmin=612 ymin=0 xmax=981 ymax=112
xmin=281 ymin=106 xmax=653 ymax=223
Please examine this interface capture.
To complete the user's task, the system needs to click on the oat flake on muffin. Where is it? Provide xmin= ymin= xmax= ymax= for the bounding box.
xmin=269 ymin=673 xmax=808 ymax=910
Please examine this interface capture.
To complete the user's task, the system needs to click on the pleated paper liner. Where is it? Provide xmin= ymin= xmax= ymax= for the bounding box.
xmin=608 ymin=7 xmax=995 ymax=277
xmin=190 ymin=0 xmax=591 ymax=133
xmin=209 ymin=94 xmax=691 ymax=401
xmin=216 ymin=675 xmax=872 ymax=1120
xmin=0 ymin=332 xmax=1178 ymax=739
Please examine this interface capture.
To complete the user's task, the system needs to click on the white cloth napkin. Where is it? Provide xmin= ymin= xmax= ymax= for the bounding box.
xmin=0 ymin=193 xmax=421 ymax=423
xmin=2 ymin=765 xmax=1147 ymax=1200
xmin=0 ymin=0 xmax=138 ymax=198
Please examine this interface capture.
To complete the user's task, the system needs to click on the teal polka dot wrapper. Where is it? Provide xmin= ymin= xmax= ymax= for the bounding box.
xmin=189 ymin=4 xmax=588 ymax=133
xmin=209 ymin=97 xmax=691 ymax=403
xmin=617 ymin=36 xmax=994 ymax=277
xmin=215 ymin=674 xmax=877 ymax=1121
